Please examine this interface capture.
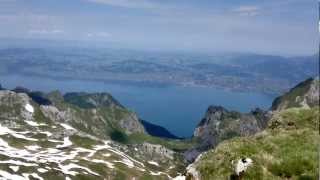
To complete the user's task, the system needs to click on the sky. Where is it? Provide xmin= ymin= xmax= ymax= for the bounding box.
xmin=0 ymin=0 xmax=317 ymax=55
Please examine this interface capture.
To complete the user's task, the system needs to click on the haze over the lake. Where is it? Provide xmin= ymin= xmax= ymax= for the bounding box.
xmin=0 ymin=0 xmax=317 ymax=56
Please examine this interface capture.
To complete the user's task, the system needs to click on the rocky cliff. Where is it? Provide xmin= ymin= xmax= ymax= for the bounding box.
xmin=185 ymin=106 xmax=270 ymax=162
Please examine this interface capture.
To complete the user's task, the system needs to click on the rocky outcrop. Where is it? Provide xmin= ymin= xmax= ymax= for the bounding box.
xmin=0 ymin=90 xmax=38 ymax=126
xmin=140 ymin=142 xmax=175 ymax=160
xmin=185 ymin=106 xmax=270 ymax=162
xmin=118 ymin=112 xmax=146 ymax=134
xmin=271 ymin=77 xmax=319 ymax=111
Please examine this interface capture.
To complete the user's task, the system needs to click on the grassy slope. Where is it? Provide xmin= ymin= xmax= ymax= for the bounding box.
xmin=127 ymin=133 xmax=197 ymax=152
xmin=195 ymin=107 xmax=319 ymax=180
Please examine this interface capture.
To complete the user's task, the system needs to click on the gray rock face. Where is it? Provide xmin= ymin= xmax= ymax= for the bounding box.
xmin=119 ymin=113 xmax=145 ymax=134
xmin=271 ymin=77 xmax=319 ymax=111
xmin=193 ymin=106 xmax=228 ymax=138
xmin=0 ymin=91 xmax=33 ymax=126
xmin=40 ymin=105 xmax=73 ymax=122
xmin=185 ymin=106 xmax=270 ymax=162
xmin=140 ymin=142 xmax=174 ymax=160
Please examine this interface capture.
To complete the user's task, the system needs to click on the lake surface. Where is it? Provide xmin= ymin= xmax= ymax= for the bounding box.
xmin=0 ymin=74 xmax=275 ymax=137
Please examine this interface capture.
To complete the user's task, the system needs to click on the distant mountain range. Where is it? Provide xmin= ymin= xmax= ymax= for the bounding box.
xmin=0 ymin=48 xmax=318 ymax=94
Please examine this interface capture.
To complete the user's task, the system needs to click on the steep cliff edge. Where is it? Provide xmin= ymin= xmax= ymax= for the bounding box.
xmin=185 ymin=106 xmax=270 ymax=162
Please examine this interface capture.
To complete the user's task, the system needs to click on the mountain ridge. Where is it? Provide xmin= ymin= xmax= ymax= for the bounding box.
xmin=0 ymin=87 xmax=190 ymax=179
xmin=0 ymin=77 xmax=318 ymax=179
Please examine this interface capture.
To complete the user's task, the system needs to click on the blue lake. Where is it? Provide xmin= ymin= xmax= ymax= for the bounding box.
xmin=0 ymin=74 xmax=275 ymax=137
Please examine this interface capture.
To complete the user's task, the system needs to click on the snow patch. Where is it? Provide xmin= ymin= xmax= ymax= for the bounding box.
xmin=0 ymin=124 xmax=38 ymax=141
xmin=0 ymin=125 xmax=155 ymax=178
xmin=9 ymin=166 xmax=19 ymax=172
xmin=59 ymin=163 xmax=99 ymax=176
xmin=172 ymin=175 xmax=186 ymax=180
xmin=37 ymin=168 xmax=48 ymax=173
xmin=40 ymin=131 xmax=52 ymax=137
xmin=0 ymin=170 xmax=25 ymax=180
xmin=23 ymin=173 xmax=44 ymax=180
xmin=48 ymin=139 xmax=63 ymax=143
xmin=60 ymin=123 xmax=76 ymax=131
xmin=150 ymin=171 xmax=162 ymax=176
xmin=56 ymin=137 xmax=72 ymax=149
xmin=25 ymin=103 xmax=34 ymax=113
xmin=25 ymin=145 xmax=41 ymax=151
xmin=97 ymin=142 xmax=145 ymax=168
xmin=148 ymin=161 xmax=159 ymax=166
xmin=25 ymin=120 xmax=40 ymax=127
xmin=0 ymin=160 xmax=38 ymax=167
xmin=103 ymin=153 xmax=111 ymax=157
xmin=114 ymin=159 xmax=134 ymax=168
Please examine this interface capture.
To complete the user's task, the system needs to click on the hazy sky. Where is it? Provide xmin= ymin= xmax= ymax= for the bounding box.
xmin=0 ymin=0 xmax=317 ymax=55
